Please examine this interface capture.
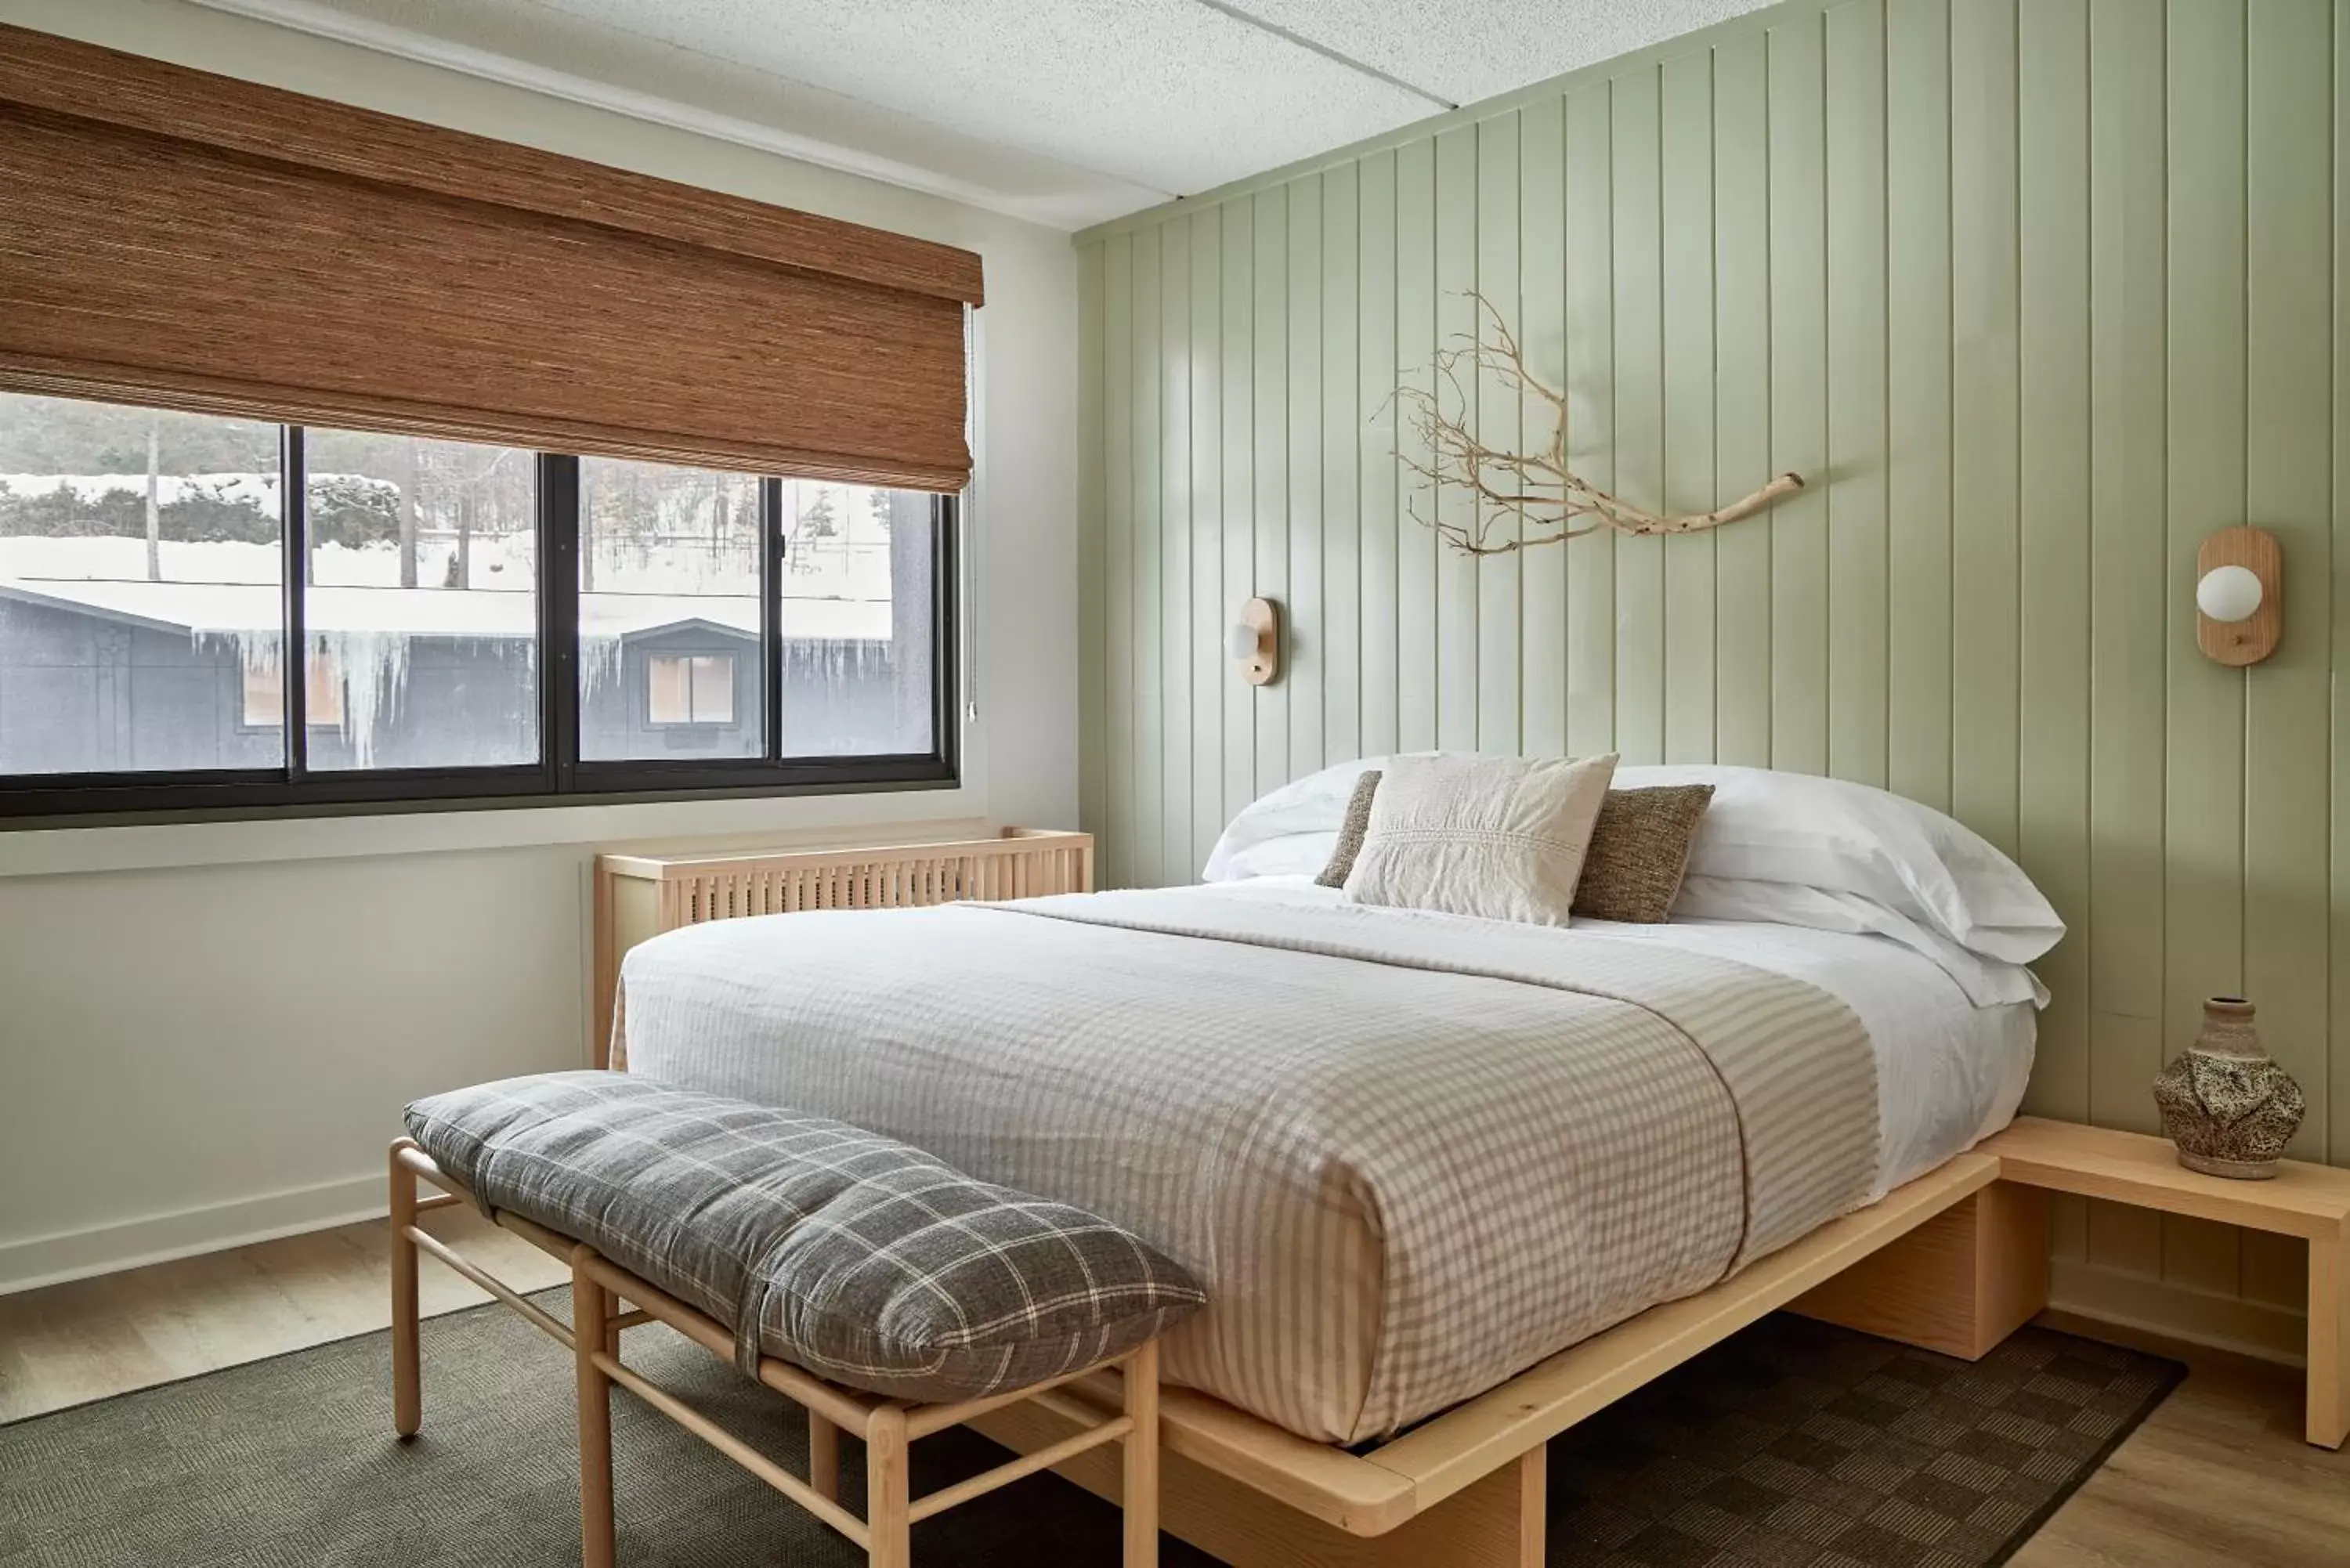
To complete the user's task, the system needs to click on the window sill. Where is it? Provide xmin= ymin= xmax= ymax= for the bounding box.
xmin=0 ymin=770 xmax=988 ymax=878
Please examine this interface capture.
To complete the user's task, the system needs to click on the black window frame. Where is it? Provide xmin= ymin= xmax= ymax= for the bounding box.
xmin=0 ymin=437 xmax=959 ymax=823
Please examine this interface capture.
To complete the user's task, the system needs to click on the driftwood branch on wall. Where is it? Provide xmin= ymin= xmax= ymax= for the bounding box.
xmin=1389 ymin=291 xmax=1802 ymax=556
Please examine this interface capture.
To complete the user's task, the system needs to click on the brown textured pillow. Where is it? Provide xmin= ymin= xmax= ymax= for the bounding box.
xmin=1315 ymin=770 xmax=1382 ymax=887
xmin=1571 ymin=785 xmax=1716 ymax=923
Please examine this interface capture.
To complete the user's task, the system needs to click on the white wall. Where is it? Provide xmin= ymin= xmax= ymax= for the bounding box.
xmin=0 ymin=0 xmax=1081 ymax=1291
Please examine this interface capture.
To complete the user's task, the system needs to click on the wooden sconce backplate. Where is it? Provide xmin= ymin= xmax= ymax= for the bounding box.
xmin=1238 ymin=597 xmax=1279 ymax=686
xmin=2196 ymin=526 xmax=2282 ymax=667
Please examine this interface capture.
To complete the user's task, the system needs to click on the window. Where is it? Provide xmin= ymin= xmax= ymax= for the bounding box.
xmin=241 ymin=654 xmax=346 ymax=729
xmin=0 ymin=392 xmax=956 ymax=818
xmin=302 ymin=428 xmax=539 ymax=771
xmin=579 ymin=458 xmax=761 ymax=761
xmin=0 ymin=396 xmax=281 ymax=775
xmin=779 ymin=480 xmax=937 ymax=757
xmin=648 ymin=656 xmax=735 ymax=725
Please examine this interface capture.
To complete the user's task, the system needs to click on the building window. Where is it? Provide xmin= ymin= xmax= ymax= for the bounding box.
xmin=241 ymin=653 xmax=348 ymax=730
xmin=647 ymin=655 xmax=734 ymax=725
xmin=0 ymin=391 xmax=956 ymax=818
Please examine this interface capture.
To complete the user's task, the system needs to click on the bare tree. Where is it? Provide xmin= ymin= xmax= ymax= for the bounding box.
xmin=143 ymin=417 xmax=161 ymax=583
xmin=1390 ymin=291 xmax=1802 ymax=556
xmin=397 ymin=439 xmax=420 ymax=589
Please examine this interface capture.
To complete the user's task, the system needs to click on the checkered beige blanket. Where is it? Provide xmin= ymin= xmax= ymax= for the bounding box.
xmin=616 ymin=887 xmax=1878 ymax=1443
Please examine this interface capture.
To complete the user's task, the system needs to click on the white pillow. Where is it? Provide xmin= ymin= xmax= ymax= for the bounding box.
xmin=1201 ymin=754 xmax=1415 ymax=882
xmin=1613 ymin=764 xmax=2064 ymax=964
xmin=1343 ymin=753 xmax=1618 ymax=925
xmin=1203 ymin=758 xmax=2063 ymax=988
xmin=1672 ymin=876 xmax=2049 ymax=1009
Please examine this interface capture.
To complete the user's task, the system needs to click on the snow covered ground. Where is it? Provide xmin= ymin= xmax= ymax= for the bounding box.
xmin=0 ymin=468 xmax=895 ymax=602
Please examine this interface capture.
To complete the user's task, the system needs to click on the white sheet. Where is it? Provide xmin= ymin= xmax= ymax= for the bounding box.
xmin=1190 ymin=877 xmax=2034 ymax=1199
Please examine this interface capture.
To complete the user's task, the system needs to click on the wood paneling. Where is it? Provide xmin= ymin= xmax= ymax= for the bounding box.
xmin=1079 ymin=0 xmax=2350 ymax=1327
xmin=1885 ymin=0 xmax=1956 ymax=814
xmin=1159 ymin=220 xmax=1193 ymax=887
xmin=2016 ymin=0 xmax=2095 ymax=1268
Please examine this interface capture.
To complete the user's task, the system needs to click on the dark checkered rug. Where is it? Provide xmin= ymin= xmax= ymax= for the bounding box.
xmin=1546 ymin=1313 xmax=2182 ymax=1567
xmin=0 ymin=1296 xmax=2175 ymax=1567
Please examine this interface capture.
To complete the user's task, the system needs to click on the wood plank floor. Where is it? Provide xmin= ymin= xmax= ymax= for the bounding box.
xmin=0 ymin=1207 xmax=568 ymax=1423
xmin=3 ymin=1222 xmax=2345 ymax=1565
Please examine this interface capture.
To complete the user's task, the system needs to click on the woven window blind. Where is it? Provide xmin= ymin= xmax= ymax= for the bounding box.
xmin=0 ymin=24 xmax=984 ymax=491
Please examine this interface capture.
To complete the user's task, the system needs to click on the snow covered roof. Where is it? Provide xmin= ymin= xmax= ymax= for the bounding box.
xmin=0 ymin=576 xmax=892 ymax=641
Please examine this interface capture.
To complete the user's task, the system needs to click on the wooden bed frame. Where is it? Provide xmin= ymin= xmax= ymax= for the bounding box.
xmin=391 ymin=1129 xmax=2052 ymax=1567
xmin=962 ymin=1151 xmax=2042 ymax=1567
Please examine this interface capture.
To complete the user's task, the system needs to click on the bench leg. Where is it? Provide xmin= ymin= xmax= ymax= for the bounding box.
xmin=809 ymin=1411 xmax=842 ymax=1502
xmin=2310 ymin=1224 xmax=2350 ymax=1449
xmin=389 ymin=1140 xmax=421 ymax=1440
xmin=866 ymin=1406 xmax=911 ymax=1568
xmin=573 ymin=1249 xmax=617 ymax=1568
xmin=1122 ymin=1341 xmax=1160 ymax=1568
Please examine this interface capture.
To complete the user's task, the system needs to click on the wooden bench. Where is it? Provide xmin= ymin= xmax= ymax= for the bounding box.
xmin=389 ymin=1134 xmax=1176 ymax=1568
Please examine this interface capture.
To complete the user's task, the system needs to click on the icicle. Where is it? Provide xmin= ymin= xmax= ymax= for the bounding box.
xmin=580 ymin=633 xmax=624 ymax=706
xmin=194 ymin=627 xmax=282 ymax=685
xmin=317 ymin=628 xmax=411 ymax=769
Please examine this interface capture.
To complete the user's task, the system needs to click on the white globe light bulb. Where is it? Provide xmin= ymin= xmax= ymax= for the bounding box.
xmin=2196 ymin=564 xmax=2263 ymax=624
xmin=1227 ymin=622 xmax=1259 ymax=659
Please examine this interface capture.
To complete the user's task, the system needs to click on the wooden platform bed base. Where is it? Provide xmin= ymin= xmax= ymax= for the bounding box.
xmin=387 ymin=1141 xmax=1165 ymax=1568
xmin=390 ymin=1135 xmax=2059 ymax=1568
xmin=967 ymin=1151 xmax=2047 ymax=1568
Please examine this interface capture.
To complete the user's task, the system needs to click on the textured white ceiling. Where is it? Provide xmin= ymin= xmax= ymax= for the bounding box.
xmin=190 ymin=0 xmax=1771 ymax=227
xmin=522 ymin=0 xmax=1439 ymax=194
xmin=1237 ymin=0 xmax=1770 ymax=107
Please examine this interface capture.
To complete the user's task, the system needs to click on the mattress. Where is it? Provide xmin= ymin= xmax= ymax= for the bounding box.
xmin=1202 ymin=877 xmax=2037 ymax=1198
xmin=613 ymin=881 xmax=1938 ymax=1444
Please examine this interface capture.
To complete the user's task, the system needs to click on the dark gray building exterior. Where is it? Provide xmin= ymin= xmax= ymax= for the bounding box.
xmin=0 ymin=587 xmax=924 ymax=775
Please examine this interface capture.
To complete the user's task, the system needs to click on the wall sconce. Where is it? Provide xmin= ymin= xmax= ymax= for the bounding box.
xmin=1227 ymin=597 xmax=1279 ymax=685
xmin=2195 ymin=526 xmax=2281 ymax=666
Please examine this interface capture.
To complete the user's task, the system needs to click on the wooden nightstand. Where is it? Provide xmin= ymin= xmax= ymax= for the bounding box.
xmin=1981 ymin=1115 xmax=2350 ymax=1449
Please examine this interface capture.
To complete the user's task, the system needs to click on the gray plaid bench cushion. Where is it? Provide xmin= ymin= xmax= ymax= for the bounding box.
xmin=403 ymin=1071 xmax=1205 ymax=1404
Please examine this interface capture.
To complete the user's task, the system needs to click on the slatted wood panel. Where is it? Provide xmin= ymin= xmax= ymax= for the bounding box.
xmin=591 ymin=831 xmax=1094 ymax=1064
xmin=1076 ymin=0 xmax=2350 ymax=1321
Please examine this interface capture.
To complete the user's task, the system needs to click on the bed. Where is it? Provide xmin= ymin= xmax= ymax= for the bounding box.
xmin=608 ymin=760 xmax=2058 ymax=1565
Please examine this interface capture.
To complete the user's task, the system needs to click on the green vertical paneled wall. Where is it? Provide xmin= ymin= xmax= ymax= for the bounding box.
xmin=1077 ymin=0 xmax=2348 ymax=1339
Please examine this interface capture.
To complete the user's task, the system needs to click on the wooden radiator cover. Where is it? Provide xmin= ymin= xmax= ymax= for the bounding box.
xmin=590 ymin=828 xmax=1094 ymax=1066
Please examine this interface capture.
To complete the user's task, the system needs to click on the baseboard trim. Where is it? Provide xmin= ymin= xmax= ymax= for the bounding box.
xmin=2049 ymin=1257 xmax=2308 ymax=1369
xmin=0 ymin=1172 xmax=387 ymax=1297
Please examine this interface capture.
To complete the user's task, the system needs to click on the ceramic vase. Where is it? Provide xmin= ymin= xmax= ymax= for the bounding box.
xmin=2151 ymin=996 xmax=2305 ymax=1180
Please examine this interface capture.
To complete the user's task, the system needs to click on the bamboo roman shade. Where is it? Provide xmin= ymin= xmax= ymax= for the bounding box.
xmin=0 ymin=24 xmax=983 ymax=491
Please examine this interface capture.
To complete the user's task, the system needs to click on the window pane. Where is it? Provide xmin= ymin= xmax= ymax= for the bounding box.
xmin=0 ymin=392 xmax=283 ymax=775
xmin=299 ymin=429 xmax=539 ymax=771
xmin=646 ymin=655 xmax=691 ymax=725
xmin=779 ymin=481 xmax=935 ymax=757
xmin=580 ymin=458 xmax=761 ymax=761
xmin=690 ymin=655 xmax=734 ymax=723
xmin=241 ymin=653 xmax=348 ymax=729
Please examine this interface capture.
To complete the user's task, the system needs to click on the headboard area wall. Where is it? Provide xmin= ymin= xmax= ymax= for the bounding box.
xmin=1073 ymin=0 xmax=2347 ymax=1360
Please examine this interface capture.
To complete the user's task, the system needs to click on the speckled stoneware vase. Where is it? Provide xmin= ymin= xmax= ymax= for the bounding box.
xmin=2152 ymin=997 xmax=2305 ymax=1180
